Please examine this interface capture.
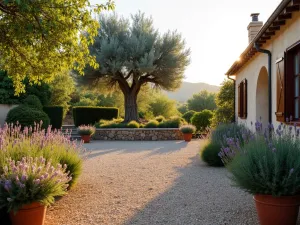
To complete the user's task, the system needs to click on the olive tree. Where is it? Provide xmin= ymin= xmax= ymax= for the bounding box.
xmin=84 ymin=12 xmax=190 ymax=122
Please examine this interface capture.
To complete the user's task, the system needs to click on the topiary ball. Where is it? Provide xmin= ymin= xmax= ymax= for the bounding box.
xmin=201 ymin=142 xmax=224 ymax=167
xmin=6 ymin=106 xmax=50 ymax=128
xmin=23 ymin=95 xmax=43 ymax=110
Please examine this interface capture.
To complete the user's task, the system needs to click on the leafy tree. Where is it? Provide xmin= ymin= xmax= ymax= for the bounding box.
xmin=83 ymin=12 xmax=190 ymax=122
xmin=48 ymin=72 xmax=75 ymax=118
xmin=191 ymin=109 xmax=214 ymax=132
xmin=149 ymin=94 xmax=180 ymax=118
xmin=211 ymin=79 xmax=235 ymax=127
xmin=0 ymin=71 xmax=51 ymax=105
xmin=0 ymin=0 xmax=114 ymax=94
xmin=177 ymin=104 xmax=188 ymax=114
xmin=187 ymin=90 xmax=216 ymax=112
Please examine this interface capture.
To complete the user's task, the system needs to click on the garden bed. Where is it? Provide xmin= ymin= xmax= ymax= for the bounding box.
xmin=94 ymin=128 xmax=184 ymax=141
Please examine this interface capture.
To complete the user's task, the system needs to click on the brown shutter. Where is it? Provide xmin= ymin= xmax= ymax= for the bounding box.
xmin=238 ymin=84 xmax=241 ymax=117
xmin=275 ymin=55 xmax=285 ymax=122
xmin=243 ymin=79 xmax=248 ymax=118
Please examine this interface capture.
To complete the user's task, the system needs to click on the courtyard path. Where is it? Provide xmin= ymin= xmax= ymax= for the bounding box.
xmin=45 ymin=140 xmax=259 ymax=225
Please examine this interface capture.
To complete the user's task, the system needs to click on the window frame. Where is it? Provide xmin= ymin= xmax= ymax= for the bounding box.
xmin=286 ymin=41 xmax=300 ymax=121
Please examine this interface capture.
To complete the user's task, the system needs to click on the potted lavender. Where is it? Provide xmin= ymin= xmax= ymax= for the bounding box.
xmin=219 ymin=122 xmax=300 ymax=225
xmin=0 ymin=156 xmax=71 ymax=225
xmin=179 ymin=124 xmax=196 ymax=142
xmin=77 ymin=125 xmax=96 ymax=143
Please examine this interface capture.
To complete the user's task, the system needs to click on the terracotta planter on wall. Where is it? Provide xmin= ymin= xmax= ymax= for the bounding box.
xmin=10 ymin=202 xmax=46 ymax=225
xmin=254 ymin=194 xmax=300 ymax=225
xmin=183 ymin=133 xmax=192 ymax=142
xmin=81 ymin=135 xmax=91 ymax=143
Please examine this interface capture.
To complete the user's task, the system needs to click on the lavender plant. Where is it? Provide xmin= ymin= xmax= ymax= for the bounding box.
xmin=0 ymin=122 xmax=84 ymax=187
xmin=219 ymin=121 xmax=300 ymax=196
xmin=0 ymin=156 xmax=71 ymax=212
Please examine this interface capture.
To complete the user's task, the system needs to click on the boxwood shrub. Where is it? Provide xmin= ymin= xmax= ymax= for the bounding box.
xmin=23 ymin=95 xmax=43 ymax=110
xmin=43 ymin=106 xmax=64 ymax=129
xmin=201 ymin=142 xmax=224 ymax=167
xmin=6 ymin=106 xmax=50 ymax=128
xmin=73 ymin=107 xmax=119 ymax=126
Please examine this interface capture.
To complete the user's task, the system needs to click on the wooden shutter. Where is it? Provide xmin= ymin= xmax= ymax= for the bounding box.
xmin=275 ymin=55 xmax=285 ymax=122
xmin=238 ymin=84 xmax=241 ymax=117
xmin=243 ymin=79 xmax=248 ymax=118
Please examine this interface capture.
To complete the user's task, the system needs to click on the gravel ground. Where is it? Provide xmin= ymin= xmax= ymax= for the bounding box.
xmin=45 ymin=140 xmax=260 ymax=225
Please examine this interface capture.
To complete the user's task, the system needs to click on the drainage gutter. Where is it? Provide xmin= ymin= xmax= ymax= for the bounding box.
xmin=254 ymin=43 xmax=272 ymax=124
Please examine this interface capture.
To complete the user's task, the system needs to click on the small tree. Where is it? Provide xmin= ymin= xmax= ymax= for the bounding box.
xmin=149 ymin=94 xmax=179 ymax=118
xmin=191 ymin=109 xmax=214 ymax=132
xmin=187 ymin=90 xmax=216 ymax=112
xmin=211 ymin=79 xmax=234 ymax=127
xmin=83 ymin=12 xmax=190 ymax=122
xmin=182 ymin=110 xmax=196 ymax=123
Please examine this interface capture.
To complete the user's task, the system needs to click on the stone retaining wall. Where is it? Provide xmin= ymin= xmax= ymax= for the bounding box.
xmin=94 ymin=128 xmax=184 ymax=141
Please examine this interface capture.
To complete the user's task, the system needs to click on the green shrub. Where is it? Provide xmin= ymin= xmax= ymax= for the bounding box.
xmin=191 ymin=110 xmax=213 ymax=132
xmin=182 ymin=110 xmax=196 ymax=123
xmin=126 ymin=121 xmax=140 ymax=128
xmin=73 ymin=107 xmax=119 ymax=126
xmin=145 ymin=120 xmax=159 ymax=128
xmin=201 ymin=142 xmax=224 ymax=167
xmin=23 ymin=95 xmax=43 ymax=110
xmin=139 ymin=124 xmax=145 ymax=128
xmin=97 ymin=119 xmax=127 ymax=128
xmin=6 ymin=106 xmax=50 ymax=128
xmin=155 ymin=115 xmax=165 ymax=123
xmin=158 ymin=116 xmax=186 ymax=128
xmin=43 ymin=106 xmax=63 ymax=129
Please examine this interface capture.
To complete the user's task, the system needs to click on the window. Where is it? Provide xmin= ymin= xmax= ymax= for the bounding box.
xmin=238 ymin=79 xmax=247 ymax=119
xmin=285 ymin=41 xmax=300 ymax=121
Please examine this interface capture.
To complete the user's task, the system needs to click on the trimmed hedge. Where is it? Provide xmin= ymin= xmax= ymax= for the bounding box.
xmin=73 ymin=106 xmax=119 ymax=126
xmin=43 ymin=106 xmax=64 ymax=129
xmin=6 ymin=106 xmax=50 ymax=128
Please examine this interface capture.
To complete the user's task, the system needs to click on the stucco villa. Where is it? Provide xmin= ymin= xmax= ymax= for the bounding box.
xmin=226 ymin=0 xmax=300 ymax=128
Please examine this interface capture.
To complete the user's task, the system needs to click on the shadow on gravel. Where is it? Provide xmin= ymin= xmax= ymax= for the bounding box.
xmin=124 ymin=155 xmax=259 ymax=225
xmin=85 ymin=141 xmax=189 ymax=159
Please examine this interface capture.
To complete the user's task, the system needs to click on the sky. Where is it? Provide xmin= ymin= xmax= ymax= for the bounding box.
xmin=94 ymin=0 xmax=282 ymax=86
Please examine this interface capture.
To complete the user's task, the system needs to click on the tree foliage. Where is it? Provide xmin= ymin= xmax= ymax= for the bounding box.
xmin=191 ymin=109 xmax=214 ymax=132
xmin=187 ymin=90 xmax=216 ymax=112
xmin=0 ymin=0 xmax=114 ymax=94
xmin=211 ymin=79 xmax=234 ymax=127
xmin=0 ymin=71 xmax=51 ymax=105
xmin=83 ymin=12 xmax=190 ymax=121
xmin=149 ymin=93 xmax=180 ymax=119
xmin=48 ymin=72 xmax=75 ymax=118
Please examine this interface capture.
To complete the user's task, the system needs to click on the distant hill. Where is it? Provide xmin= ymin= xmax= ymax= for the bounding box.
xmin=165 ymin=82 xmax=220 ymax=102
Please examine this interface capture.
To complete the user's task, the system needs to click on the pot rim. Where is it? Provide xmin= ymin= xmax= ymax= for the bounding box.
xmin=254 ymin=194 xmax=300 ymax=206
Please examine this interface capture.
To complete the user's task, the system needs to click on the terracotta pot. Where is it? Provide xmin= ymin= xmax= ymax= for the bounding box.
xmin=10 ymin=202 xmax=46 ymax=225
xmin=254 ymin=194 xmax=300 ymax=225
xmin=81 ymin=135 xmax=91 ymax=143
xmin=183 ymin=133 xmax=193 ymax=142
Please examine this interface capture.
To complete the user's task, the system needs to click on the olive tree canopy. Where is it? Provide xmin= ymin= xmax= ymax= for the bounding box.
xmin=84 ymin=12 xmax=190 ymax=122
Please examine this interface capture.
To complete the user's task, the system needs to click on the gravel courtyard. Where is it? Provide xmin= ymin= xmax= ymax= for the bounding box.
xmin=45 ymin=140 xmax=259 ymax=225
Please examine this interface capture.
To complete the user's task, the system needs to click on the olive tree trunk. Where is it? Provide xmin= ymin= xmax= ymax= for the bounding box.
xmin=124 ymin=91 xmax=139 ymax=122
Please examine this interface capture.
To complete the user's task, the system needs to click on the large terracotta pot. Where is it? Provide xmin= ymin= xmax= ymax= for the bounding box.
xmin=183 ymin=133 xmax=193 ymax=142
xmin=254 ymin=194 xmax=300 ymax=225
xmin=10 ymin=202 xmax=46 ymax=225
xmin=81 ymin=135 xmax=91 ymax=143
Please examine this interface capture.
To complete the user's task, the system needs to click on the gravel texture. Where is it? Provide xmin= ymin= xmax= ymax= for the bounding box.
xmin=45 ymin=140 xmax=260 ymax=225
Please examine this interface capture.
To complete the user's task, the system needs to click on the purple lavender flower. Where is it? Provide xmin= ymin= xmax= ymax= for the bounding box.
xmin=290 ymin=168 xmax=294 ymax=175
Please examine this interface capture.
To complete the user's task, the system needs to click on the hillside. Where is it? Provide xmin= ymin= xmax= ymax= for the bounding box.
xmin=165 ymin=82 xmax=220 ymax=102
